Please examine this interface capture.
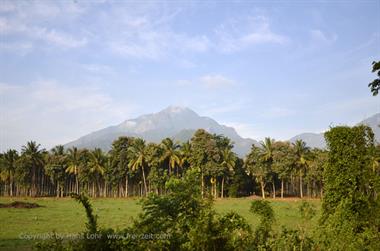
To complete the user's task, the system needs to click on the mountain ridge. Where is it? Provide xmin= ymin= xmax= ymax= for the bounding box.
xmin=65 ymin=107 xmax=380 ymax=156
xmin=65 ymin=106 xmax=259 ymax=156
xmin=289 ymin=113 xmax=380 ymax=148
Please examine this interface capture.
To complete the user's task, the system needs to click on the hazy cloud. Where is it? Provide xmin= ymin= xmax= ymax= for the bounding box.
xmin=0 ymin=80 xmax=137 ymax=151
xmin=200 ymin=74 xmax=235 ymax=89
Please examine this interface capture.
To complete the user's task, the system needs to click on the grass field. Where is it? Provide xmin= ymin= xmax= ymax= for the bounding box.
xmin=0 ymin=197 xmax=321 ymax=250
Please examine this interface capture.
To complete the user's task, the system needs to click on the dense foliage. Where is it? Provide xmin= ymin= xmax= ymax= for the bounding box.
xmin=19 ymin=125 xmax=380 ymax=250
xmin=318 ymin=125 xmax=380 ymax=250
xmin=0 ymin=130 xmax=336 ymax=199
xmin=368 ymin=61 xmax=380 ymax=96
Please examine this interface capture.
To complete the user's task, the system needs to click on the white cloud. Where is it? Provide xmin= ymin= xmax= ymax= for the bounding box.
xmin=199 ymin=74 xmax=235 ymax=89
xmin=310 ymin=29 xmax=337 ymax=45
xmin=214 ymin=16 xmax=288 ymax=53
xmin=0 ymin=17 xmax=87 ymax=49
xmin=0 ymin=81 xmax=137 ymax=151
xmin=0 ymin=1 xmax=88 ymax=51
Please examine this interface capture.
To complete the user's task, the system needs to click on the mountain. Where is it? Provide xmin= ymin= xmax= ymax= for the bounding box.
xmin=357 ymin=113 xmax=380 ymax=142
xmin=65 ymin=106 xmax=259 ymax=156
xmin=289 ymin=113 xmax=380 ymax=148
xmin=289 ymin=133 xmax=326 ymax=149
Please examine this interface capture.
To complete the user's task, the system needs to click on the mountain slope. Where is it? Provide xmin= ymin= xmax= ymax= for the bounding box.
xmin=65 ymin=106 xmax=259 ymax=156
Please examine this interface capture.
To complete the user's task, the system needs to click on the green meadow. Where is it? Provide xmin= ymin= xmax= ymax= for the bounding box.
xmin=0 ymin=197 xmax=321 ymax=251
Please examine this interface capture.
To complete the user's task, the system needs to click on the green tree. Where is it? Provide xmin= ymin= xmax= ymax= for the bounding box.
xmin=109 ymin=137 xmax=134 ymax=197
xmin=189 ymin=129 xmax=220 ymax=197
xmin=45 ymin=145 xmax=67 ymax=197
xmin=0 ymin=149 xmax=19 ymax=196
xmin=160 ymin=138 xmax=181 ymax=177
xmin=272 ymin=141 xmax=295 ymax=198
xmin=20 ymin=141 xmax=46 ymax=196
xmin=260 ymin=138 xmax=277 ymax=198
xmin=65 ymin=147 xmax=82 ymax=194
xmin=128 ymin=138 xmax=148 ymax=196
xmin=368 ymin=61 xmax=380 ymax=96
xmin=319 ymin=125 xmax=380 ymax=249
xmin=87 ymin=148 xmax=106 ymax=197
xmin=219 ymin=147 xmax=236 ymax=198
xmin=293 ymin=140 xmax=310 ymax=198
xmin=179 ymin=141 xmax=191 ymax=171
xmin=245 ymin=145 xmax=270 ymax=199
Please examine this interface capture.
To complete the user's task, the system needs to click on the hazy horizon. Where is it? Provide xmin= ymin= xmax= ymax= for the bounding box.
xmin=1 ymin=0 xmax=379 ymax=151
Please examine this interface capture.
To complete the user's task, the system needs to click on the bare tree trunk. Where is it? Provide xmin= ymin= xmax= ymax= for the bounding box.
xmin=272 ymin=181 xmax=276 ymax=198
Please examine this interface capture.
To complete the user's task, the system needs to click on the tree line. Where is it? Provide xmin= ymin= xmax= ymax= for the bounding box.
xmin=1 ymin=128 xmax=378 ymax=199
xmin=36 ymin=125 xmax=380 ymax=250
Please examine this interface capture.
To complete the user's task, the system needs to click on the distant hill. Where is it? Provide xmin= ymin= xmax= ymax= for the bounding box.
xmin=289 ymin=132 xmax=326 ymax=149
xmin=65 ymin=106 xmax=259 ymax=156
xmin=289 ymin=113 xmax=380 ymax=148
xmin=65 ymin=108 xmax=380 ymax=155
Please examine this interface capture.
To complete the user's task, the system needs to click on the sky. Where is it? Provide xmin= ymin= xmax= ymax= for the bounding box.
xmin=0 ymin=0 xmax=379 ymax=152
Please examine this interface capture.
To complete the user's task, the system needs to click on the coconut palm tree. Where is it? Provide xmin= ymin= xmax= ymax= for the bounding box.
xmin=293 ymin=140 xmax=310 ymax=198
xmin=220 ymin=148 xmax=236 ymax=198
xmin=21 ymin=141 xmax=45 ymax=196
xmin=128 ymin=138 xmax=148 ymax=196
xmin=260 ymin=137 xmax=276 ymax=198
xmin=179 ymin=141 xmax=191 ymax=171
xmin=46 ymin=145 xmax=67 ymax=197
xmin=0 ymin=149 xmax=18 ymax=196
xmin=160 ymin=138 xmax=181 ymax=176
xmin=66 ymin=147 xmax=82 ymax=194
xmin=88 ymin=148 xmax=106 ymax=197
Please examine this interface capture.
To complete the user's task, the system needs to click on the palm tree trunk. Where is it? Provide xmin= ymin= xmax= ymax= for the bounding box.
xmin=125 ymin=176 xmax=128 ymax=197
xmin=221 ymin=177 xmax=224 ymax=199
xmin=260 ymin=178 xmax=265 ymax=199
xmin=281 ymin=179 xmax=284 ymax=198
xmin=10 ymin=179 xmax=13 ymax=197
xmin=300 ymin=170 xmax=303 ymax=198
xmin=56 ymin=183 xmax=59 ymax=198
xmin=272 ymin=181 xmax=276 ymax=198
xmin=141 ymin=166 xmax=147 ymax=196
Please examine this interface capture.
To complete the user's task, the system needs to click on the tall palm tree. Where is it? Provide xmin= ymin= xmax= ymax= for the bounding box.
xmin=128 ymin=139 xmax=148 ymax=196
xmin=66 ymin=147 xmax=82 ymax=194
xmin=160 ymin=138 xmax=181 ymax=176
xmin=220 ymin=148 xmax=236 ymax=198
xmin=179 ymin=141 xmax=191 ymax=171
xmin=0 ymin=150 xmax=18 ymax=196
xmin=88 ymin=148 xmax=106 ymax=197
xmin=46 ymin=145 xmax=67 ymax=197
xmin=260 ymin=137 xmax=276 ymax=198
xmin=21 ymin=141 xmax=45 ymax=196
xmin=293 ymin=140 xmax=310 ymax=198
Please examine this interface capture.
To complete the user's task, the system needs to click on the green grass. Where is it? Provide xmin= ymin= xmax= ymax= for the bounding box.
xmin=0 ymin=197 xmax=321 ymax=250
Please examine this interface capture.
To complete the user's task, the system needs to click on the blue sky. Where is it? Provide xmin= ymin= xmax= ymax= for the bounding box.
xmin=0 ymin=0 xmax=379 ymax=151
